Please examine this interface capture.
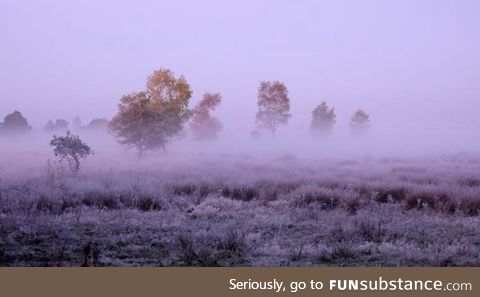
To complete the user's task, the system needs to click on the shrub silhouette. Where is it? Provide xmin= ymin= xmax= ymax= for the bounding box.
xmin=50 ymin=131 xmax=93 ymax=176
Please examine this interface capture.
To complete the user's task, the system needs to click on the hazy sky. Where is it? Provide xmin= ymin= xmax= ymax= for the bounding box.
xmin=1 ymin=0 xmax=479 ymax=132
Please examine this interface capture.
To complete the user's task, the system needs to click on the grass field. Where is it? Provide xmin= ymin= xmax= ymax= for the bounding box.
xmin=1 ymin=151 xmax=479 ymax=266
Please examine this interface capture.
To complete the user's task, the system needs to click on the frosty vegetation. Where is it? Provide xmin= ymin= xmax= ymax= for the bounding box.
xmin=0 ymin=152 xmax=479 ymax=267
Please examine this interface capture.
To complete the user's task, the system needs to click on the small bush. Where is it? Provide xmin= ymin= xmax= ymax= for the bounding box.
xmin=437 ymin=194 xmax=456 ymax=214
xmin=331 ymin=244 xmax=356 ymax=261
xmin=197 ymin=184 xmax=212 ymax=198
xmin=346 ymin=199 xmax=362 ymax=215
xmin=405 ymin=192 xmax=458 ymax=214
xmin=82 ymin=192 xmax=118 ymax=210
xmin=356 ymin=186 xmax=373 ymax=198
xmin=458 ymin=199 xmax=480 ymax=216
xmin=293 ymin=192 xmax=339 ymax=210
xmin=61 ymin=198 xmax=81 ymax=212
xmin=458 ymin=178 xmax=480 ymax=188
xmin=375 ymin=188 xmax=407 ymax=203
xmin=35 ymin=196 xmax=60 ymax=214
xmin=136 ymin=195 xmax=162 ymax=212
xmin=229 ymin=187 xmax=257 ymax=201
xmin=221 ymin=187 xmax=231 ymax=197
xmin=319 ymin=243 xmax=357 ymax=265
xmin=405 ymin=193 xmax=436 ymax=210
xmin=172 ymin=184 xmax=196 ymax=196
xmin=175 ymin=230 xmax=248 ymax=266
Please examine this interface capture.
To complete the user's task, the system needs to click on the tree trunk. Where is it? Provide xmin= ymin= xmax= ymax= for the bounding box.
xmin=73 ymin=157 xmax=80 ymax=177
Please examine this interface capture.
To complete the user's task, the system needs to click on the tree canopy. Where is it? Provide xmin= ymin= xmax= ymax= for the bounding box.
xmin=255 ymin=81 xmax=291 ymax=137
xmin=110 ymin=68 xmax=192 ymax=156
xmin=86 ymin=118 xmax=110 ymax=131
xmin=310 ymin=101 xmax=336 ymax=135
xmin=0 ymin=111 xmax=31 ymax=135
xmin=350 ymin=109 xmax=370 ymax=131
xmin=190 ymin=92 xmax=222 ymax=141
xmin=50 ymin=131 xmax=93 ymax=175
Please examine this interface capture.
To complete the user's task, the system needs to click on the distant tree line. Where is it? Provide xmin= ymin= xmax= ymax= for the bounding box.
xmin=0 ymin=111 xmax=31 ymax=135
xmin=43 ymin=117 xmax=110 ymax=133
xmin=1 ymin=67 xmax=371 ymax=156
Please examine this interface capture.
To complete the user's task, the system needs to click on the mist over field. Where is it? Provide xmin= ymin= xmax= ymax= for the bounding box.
xmin=1 ymin=0 xmax=479 ymax=266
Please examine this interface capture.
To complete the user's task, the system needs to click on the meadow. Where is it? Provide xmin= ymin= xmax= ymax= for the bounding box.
xmin=1 ymin=149 xmax=479 ymax=267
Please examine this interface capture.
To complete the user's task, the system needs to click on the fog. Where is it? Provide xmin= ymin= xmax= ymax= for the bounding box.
xmin=3 ymin=1 xmax=480 ymax=269
xmin=1 ymin=0 xmax=479 ymax=160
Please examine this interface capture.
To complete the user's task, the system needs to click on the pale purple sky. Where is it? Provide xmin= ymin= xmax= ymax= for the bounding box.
xmin=1 ymin=0 xmax=479 ymax=133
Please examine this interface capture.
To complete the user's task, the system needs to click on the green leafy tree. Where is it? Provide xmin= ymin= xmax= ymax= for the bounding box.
xmin=350 ymin=109 xmax=370 ymax=131
xmin=310 ymin=101 xmax=336 ymax=135
xmin=110 ymin=68 xmax=192 ymax=157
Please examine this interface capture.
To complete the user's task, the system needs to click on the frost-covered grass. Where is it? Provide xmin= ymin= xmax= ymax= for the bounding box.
xmin=0 ymin=152 xmax=479 ymax=266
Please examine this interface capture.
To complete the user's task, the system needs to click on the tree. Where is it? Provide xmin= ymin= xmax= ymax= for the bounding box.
xmin=44 ymin=120 xmax=55 ymax=132
xmin=50 ymin=131 xmax=93 ymax=176
xmin=255 ymin=81 xmax=291 ymax=138
xmin=0 ymin=111 xmax=31 ymax=135
xmin=310 ymin=101 xmax=336 ymax=135
xmin=54 ymin=119 xmax=69 ymax=131
xmin=72 ymin=116 xmax=83 ymax=130
xmin=86 ymin=118 xmax=109 ymax=131
xmin=190 ymin=92 xmax=222 ymax=141
xmin=350 ymin=109 xmax=370 ymax=131
xmin=44 ymin=119 xmax=69 ymax=133
xmin=110 ymin=68 xmax=192 ymax=157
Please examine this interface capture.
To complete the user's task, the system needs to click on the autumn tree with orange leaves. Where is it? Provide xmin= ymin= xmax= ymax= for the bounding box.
xmin=110 ymin=68 xmax=192 ymax=157
xmin=190 ymin=92 xmax=222 ymax=141
xmin=255 ymin=81 xmax=291 ymax=138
